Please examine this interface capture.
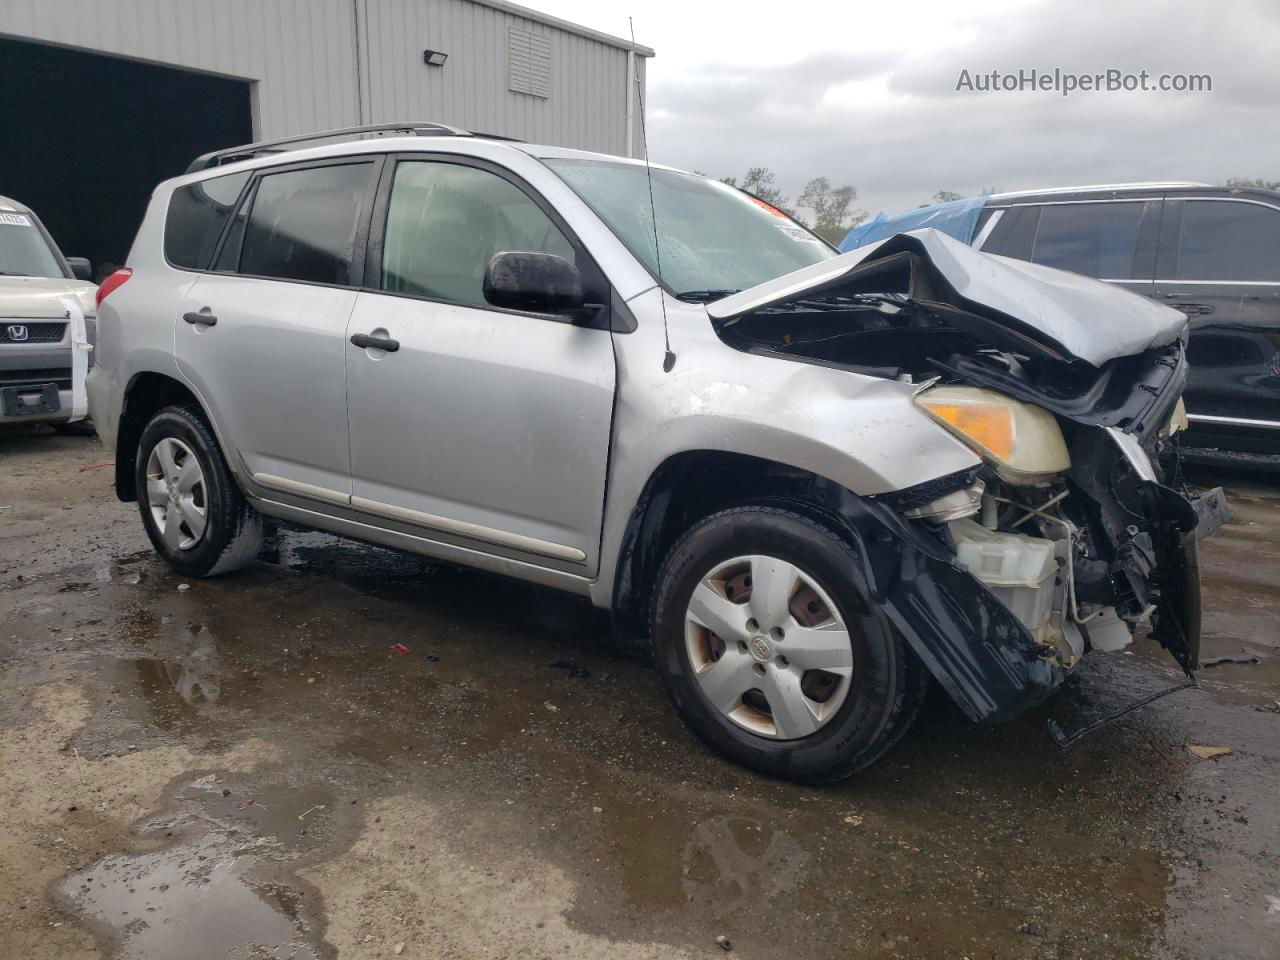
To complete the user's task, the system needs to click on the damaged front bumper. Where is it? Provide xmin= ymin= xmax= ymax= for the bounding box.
xmin=830 ymin=424 xmax=1220 ymax=724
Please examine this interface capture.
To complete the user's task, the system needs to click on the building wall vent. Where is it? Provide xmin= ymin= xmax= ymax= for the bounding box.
xmin=508 ymin=27 xmax=551 ymax=99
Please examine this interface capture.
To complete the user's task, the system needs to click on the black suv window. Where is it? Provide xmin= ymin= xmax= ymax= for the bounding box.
xmin=238 ymin=163 xmax=374 ymax=285
xmin=1175 ymin=200 xmax=1280 ymax=282
xmin=379 ymin=160 xmax=576 ymax=307
xmin=164 ymin=171 xmax=250 ymax=269
xmin=1030 ymin=202 xmax=1147 ymax=279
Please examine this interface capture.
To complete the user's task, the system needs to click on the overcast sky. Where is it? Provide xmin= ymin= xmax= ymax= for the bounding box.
xmin=533 ymin=0 xmax=1280 ymax=222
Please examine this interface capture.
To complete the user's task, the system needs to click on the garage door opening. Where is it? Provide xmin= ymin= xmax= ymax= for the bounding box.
xmin=0 ymin=37 xmax=253 ymax=280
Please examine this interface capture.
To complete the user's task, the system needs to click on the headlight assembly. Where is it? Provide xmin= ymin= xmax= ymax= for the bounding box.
xmin=915 ymin=386 xmax=1070 ymax=484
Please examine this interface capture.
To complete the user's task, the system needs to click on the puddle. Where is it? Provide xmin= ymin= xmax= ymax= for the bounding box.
xmin=59 ymin=771 xmax=345 ymax=960
xmin=681 ymin=815 xmax=810 ymax=910
xmin=125 ymin=622 xmax=264 ymax=734
xmin=62 ymin=832 xmax=320 ymax=960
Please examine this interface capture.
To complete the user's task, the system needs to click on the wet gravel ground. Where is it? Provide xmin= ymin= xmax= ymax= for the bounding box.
xmin=1 ymin=426 xmax=1277 ymax=960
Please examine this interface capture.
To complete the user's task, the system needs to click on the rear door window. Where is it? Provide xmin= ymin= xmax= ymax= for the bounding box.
xmin=1175 ymin=200 xmax=1280 ymax=281
xmin=1029 ymin=201 xmax=1149 ymax=279
xmin=164 ymin=171 xmax=250 ymax=269
xmin=237 ymin=162 xmax=375 ymax=285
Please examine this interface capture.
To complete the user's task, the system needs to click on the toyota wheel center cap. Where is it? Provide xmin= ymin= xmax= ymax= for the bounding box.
xmin=749 ymin=635 xmax=773 ymax=662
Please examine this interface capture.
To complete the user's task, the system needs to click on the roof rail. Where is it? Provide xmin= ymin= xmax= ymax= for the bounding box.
xmin=185 ymin=121 xmax=476 ymax=173
xmin=989 ymin=181 xmax=1211 ymax=200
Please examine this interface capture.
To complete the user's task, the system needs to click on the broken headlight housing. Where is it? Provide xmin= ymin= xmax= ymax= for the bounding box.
xmin=914 ymin=386 xmax=1071 ymax=485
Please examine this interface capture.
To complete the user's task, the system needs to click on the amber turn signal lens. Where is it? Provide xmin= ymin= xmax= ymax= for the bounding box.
xmin=918 ymin=400 xmax=1015 ymax=461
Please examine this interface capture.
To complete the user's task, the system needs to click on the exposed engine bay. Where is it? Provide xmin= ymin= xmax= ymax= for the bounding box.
xmin=708 ymin=230 xmax=1227 ymax=719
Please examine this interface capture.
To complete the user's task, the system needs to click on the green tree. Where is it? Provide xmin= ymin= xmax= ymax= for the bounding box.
xmin=797 ymin=177 xmax=866 ymax=244
xmin=722 ymin=167 xmax=793 ymax=215
xmin=932 ymin=190 xmax=963 ymax=204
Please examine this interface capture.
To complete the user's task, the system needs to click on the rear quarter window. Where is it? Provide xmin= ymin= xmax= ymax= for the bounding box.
xmin=164 ymin=171 xmax=250 ymax=269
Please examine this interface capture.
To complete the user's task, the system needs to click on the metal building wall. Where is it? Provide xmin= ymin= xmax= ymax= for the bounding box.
xmin=0 ymin=0 xmax=648 ymax=155
xmin=357 ymin=0 xmax=645 ymax=155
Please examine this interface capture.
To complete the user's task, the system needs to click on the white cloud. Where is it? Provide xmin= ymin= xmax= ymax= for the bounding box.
xmin=533 ymin=0 xmax=1280 ymax=218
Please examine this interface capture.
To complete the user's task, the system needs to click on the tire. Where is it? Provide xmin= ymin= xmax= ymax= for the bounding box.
xmin=135 ymin=404 xmax=262 ymax=577
xmin=651 ymin=504 xmax=927 ymax=783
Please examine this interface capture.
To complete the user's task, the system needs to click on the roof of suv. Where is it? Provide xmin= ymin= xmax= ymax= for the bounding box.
xmin=172 ymin=131 xmax=679 ymax=198
xmin=0 ymin=194 xmax=34 ymax=215
xmin=182 ymin=122 xmax=661 ymax=181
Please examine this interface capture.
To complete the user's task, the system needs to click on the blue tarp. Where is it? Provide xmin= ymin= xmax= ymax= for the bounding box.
xmin=839 ymin=194 xmax=988 ymax=252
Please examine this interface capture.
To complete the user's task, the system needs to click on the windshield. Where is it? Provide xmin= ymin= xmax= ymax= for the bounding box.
xmin=0 ymin=212 xmax=64 ymax=278
xmin=544 ymin=158 xmax=835 ymax=301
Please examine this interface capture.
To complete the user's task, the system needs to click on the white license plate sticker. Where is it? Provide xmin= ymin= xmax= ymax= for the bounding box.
xmin=0 ymin=213 xmax=32 ymax=227
xmin=777 ymin=224 xmax=820 ymax=243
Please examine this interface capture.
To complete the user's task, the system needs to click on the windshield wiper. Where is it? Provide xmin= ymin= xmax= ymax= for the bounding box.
xmin=675 ymin=288 xmax=741 ymax=303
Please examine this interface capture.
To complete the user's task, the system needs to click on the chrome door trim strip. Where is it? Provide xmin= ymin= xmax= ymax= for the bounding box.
xmin=985 ymin=198 xmax=1155 ymax=210
xmin=253 ymin=473 xmax=352 ymax=506
xmin=1153 ymin=279 xmax=1280 ymax=286
xmin=1174 ymin=196 xmax=1280 ymax=210
xmin=1187 ymin=413 xmax=1280 ymax=430
xmin=249 ymin=494 xmax=594 ymax=594
xmin=350 ymin=495 xmax=587 ymax=563
xmin=250 ymin=473 xmax=587 ymax=563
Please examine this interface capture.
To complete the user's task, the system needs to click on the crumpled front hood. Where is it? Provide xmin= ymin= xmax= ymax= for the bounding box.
xmin=0 ymin=276 xmax=98 ymax=319
xmin=708 ymin=228 xmax=1187 ymax=367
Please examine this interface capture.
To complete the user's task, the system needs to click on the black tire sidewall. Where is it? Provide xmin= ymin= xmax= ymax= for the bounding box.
xmin=652 ymin=507 xmax=904 ymax=782
xmin=135 ymin=406 xmax=243 ymax=578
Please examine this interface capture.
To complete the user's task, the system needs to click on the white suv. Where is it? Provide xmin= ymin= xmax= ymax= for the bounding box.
xmin=0 ymin=194 xmax=97 ymax=429
xmin=88 ymin=123 xmax=1219 ymax=782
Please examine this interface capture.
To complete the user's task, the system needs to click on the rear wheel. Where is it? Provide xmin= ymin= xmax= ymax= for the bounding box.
xmin=135 ymin=405 xmax=262 ymax=577
xmin=651 ymin=504 xmax=927 ymax=783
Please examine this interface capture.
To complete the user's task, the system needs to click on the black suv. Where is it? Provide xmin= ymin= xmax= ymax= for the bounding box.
xmin=849 ymin=182 xmax=1280 ymax=467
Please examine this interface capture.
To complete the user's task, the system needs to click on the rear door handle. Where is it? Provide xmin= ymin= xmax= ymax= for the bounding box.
xmin=350 ymin=333 xmax=400 ymax=352
xmin=183 ymin=310 xmax=218 ymax=326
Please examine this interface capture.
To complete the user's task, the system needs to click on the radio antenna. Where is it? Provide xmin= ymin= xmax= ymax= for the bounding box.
xmin=629 ymin=17 xmax=675 ymax=372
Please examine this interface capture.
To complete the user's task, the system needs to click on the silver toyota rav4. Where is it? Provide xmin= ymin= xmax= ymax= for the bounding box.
xmin=88 ymin=123 xmax=1222 ymax=782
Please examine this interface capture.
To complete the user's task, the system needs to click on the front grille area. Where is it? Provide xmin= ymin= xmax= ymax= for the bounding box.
xmin=0 ymin=322 xmax=66 ymax=344
xmin=0 ymin=367 xmax=72 ymax=390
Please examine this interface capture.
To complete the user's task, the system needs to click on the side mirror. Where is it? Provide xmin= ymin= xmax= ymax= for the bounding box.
xmin=483 ymin=251 xmax=584 ymax=315
xmin=67 ymin=257 xmax=92 ymax=281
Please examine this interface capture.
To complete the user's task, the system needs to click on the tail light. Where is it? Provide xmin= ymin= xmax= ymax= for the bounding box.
xmin=95 ymin=268 xmax=133 ymax=308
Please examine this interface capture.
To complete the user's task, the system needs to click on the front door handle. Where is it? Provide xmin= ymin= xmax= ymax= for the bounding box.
xmin=350 ymin=333 xmax=400 ymax=352
xmin=183 ymin=309 xmax=217 ymax=327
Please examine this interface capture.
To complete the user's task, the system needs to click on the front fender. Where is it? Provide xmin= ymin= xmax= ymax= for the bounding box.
xmin=593 ymin=289 xmax=982 ymax=608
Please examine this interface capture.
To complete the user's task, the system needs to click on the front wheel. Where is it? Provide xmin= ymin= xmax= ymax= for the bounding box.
xmin=135 ymin=405 xmax=262 ymax=577
xmin=651 ymin=505 xmax=927 ymax=783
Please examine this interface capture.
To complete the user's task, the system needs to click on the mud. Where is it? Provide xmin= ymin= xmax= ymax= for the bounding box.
xmin=2 ymin=426 xmax=1277 ymax=959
